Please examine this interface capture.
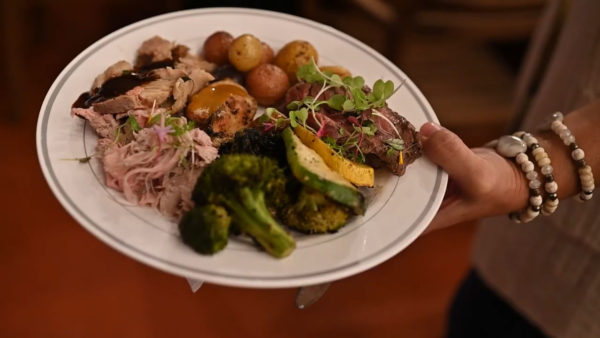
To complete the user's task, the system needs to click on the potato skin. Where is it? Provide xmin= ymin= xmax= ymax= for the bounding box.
xmin=203 ymin=31 xmax=234 ymax=65
xmin=228 ymin=34 xmax=263 ymax=72
xmin=274 ymin=40 xmax=319 ymax=81
xmin=246 ymin=64 xmax=290 ymax=106
xmin=260 ymin=42 xmax=275 ymax=64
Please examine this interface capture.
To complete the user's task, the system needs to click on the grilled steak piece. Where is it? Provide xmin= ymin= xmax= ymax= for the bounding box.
xmin=284 ymin=82 xmax=421 ymax=176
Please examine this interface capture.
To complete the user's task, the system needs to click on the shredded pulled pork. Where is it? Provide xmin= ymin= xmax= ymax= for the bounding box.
xmin=71 ymin=36 xmax=222 ymax=220
xmin=96 ymin=115 xmax=217 ymax=219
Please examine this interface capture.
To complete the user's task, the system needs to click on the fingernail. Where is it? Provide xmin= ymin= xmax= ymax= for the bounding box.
xmin=420 ymin=122 xmax=441 ymax=141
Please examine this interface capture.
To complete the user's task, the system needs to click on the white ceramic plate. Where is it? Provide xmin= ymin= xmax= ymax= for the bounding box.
xmin=36 ymin=8 xmax=446 ymax=288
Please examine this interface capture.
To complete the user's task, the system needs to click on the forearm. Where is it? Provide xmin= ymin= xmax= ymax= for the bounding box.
xmin=533 ymin=99 xmax=600 ymax=200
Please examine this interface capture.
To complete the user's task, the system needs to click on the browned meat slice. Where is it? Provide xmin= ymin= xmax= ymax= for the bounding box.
xmin=92 ymin=60 xmax=133 ymax=89
xmin=150 ymin=67 xmax=187 ymax=81
xmin=136 ymin=36 xmax=175 ymax=69
xmin=370 ymin=106 xmax=421 ymax=173
xmin=188 ymin=69 xmax=214 ymax=95
xmin=284 ymin=82 xmax=421 ymax=176
xmin=71 ymin=107 xmax=118 ymax=138
xmin=138 ymin=79 xmax=173 ymax=106
xmin=206 ymin=95 xmax=257 ymax=146
xmin=171 ymin=44 xmax=190 ymax=62
xmin=187 ymin=69 xmax=214 ymax=94
xmin=171 ymin=78 xmax=194 ymax=113
xmin=92 ymin=88 xmax=142 ymax=114
xmin=284 ymin=81 xmax=345 ymax=106
xmin=175 ymin=54 xmax=215 ymax=95
xmin=176 ymin=55 xmax=216 ymax=78
xmin=74 ymin=37 xmax=216 ymax=117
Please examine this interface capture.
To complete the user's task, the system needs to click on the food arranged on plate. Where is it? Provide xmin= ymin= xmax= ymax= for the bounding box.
xmin=71 ymin=32 xmax=422 ymax=258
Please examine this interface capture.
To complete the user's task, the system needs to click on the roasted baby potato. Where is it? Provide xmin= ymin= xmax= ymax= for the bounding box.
xmin=228 ymin=34 xmax=263 ymax=72
xmin=203 ymin=31 xmax=234 ymax=65
xmin=260 ymin=42 xmax=275 ymax=64
xmin=246 ymin=64 xmax=290 ymax=106
xmin=274 ymin=40 xmax=319 ymax=81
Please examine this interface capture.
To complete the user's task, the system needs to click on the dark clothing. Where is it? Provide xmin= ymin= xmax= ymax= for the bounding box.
xmin=447 ymin=270 xmax=547 ymax=338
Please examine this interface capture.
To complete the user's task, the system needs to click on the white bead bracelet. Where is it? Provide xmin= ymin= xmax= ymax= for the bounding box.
xmin=550 ymin=112 xmax=595 ymax=202
xmin=515 ymin=132 xmax=558 ymax=215
xmin=494 ymin=135 xmax=542 ymax=223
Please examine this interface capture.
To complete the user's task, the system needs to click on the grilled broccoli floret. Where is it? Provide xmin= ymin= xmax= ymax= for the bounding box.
xmin=282 ymin=187 xmax=351 ymax=234
xmin=179 ymin=205 xmax=231 ymax=254
xmin=192 ymin=154 xmax=295 ymax=258
xmin=219 ymin=128 xmax=288 ymax=167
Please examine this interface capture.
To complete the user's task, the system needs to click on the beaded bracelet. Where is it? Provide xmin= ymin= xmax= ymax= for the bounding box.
xmin=494 ymin=135 xmax=542 ymax=223
xmin=514 ymin=131 xmax=559 ymax=215
xmin=550 ymin=112 xmax=595 ymax=202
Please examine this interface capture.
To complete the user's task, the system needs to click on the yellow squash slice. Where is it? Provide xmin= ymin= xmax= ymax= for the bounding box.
xmin=293 ymin=125 xmax=375 ymax=187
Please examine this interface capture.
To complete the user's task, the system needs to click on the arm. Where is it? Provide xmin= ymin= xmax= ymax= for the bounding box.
xmin=423 ymin=99 xmax=600 ymax=232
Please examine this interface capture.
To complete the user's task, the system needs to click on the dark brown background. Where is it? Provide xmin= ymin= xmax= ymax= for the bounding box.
xmin=0 ymin=0 xmax=543 ymax=336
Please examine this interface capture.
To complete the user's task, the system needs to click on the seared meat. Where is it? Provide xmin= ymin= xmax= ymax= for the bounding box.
xmin=186 ymin=106 xmax=212 ymax=127
xmin=284 ymin=81 xmax=346 ymax=106
xmin=71 ymin=107 xmax=118 ymax=138
xmin=191 ymin=94 xmax=258 ymax=146
xmin=175 ymin=54 xmax=216 ymax=75
xmin=73 ymin=35 xmax=217 ymax=127
xmin=284 ymin=82 xmax=422 ymax=175
xmin=186 ymin=69 xmax=214 ymax=95
xmin=138 ymin=79 xmax=173 ymax=106
xmin=210 ymin=97 xmax=257 ymax=146
xmin=135 ymin=36 xmax=175 ymax=69
xmin=175 ymin=55 xmax=216 ymax=94
xmin=171 ymin=44 xmax=190 ymax=62
xmin=75 ymin=36 xmax=216 ymax=114
xmin=92 ymin=60 xmax=133 ymax=89
xmin=150 ymin=67 xmax=187 ymax=81
xmin=92 ymin=87 xmax=143 ymax=114
xmin=171 ymin=78 xmax=195 ymax=113
xmin=364 ymin=106 xmax=421 ymax=174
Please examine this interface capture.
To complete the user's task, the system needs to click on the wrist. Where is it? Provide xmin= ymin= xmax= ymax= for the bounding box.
xmin=503 ymin=155 xmax=531 ymax=212
xmin=534 ymin=130 xmax=579 ymax=199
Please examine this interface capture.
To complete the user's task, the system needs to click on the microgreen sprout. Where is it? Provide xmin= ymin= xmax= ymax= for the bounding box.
xmin=264 ymin=59 xmax=407 ymax=164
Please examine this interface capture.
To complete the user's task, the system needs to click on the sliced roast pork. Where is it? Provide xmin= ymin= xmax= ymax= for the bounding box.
xmin=92 ymin=60 xmax=133 ymax=89
xmin=135 ymin=36 xmax=176 ymax=69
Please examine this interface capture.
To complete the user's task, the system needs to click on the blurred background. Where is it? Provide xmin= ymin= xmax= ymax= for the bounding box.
xmin=1 ymin=0 xmax=545 ymax=337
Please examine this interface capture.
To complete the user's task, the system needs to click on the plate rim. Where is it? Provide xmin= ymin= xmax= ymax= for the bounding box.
xmin=36 ymin=7 xmax=447 ymax=288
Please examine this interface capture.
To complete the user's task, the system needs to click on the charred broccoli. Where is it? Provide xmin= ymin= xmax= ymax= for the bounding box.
xmin=218 ymin=128 xmax=288 ymax=167
xmin=192 ymin=154 xmax=295 ymax=258
xmin=282 ymin=187 xmax=351 ymax=234
xmin=179 ymin=205 xmax=231 ymax=254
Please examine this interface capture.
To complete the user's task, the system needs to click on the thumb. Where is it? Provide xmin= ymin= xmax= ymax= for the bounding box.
xmin=420 ymin=122 xmax=483 ymax=188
